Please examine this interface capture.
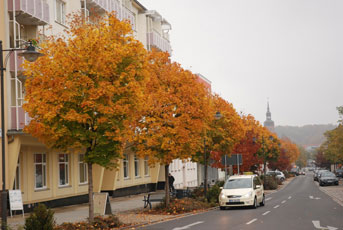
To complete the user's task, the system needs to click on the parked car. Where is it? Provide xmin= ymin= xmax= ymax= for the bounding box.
xmin=299 ymin=169 xmax=306 ymax=175
xmin=335 ymin=169 xmax=343 ymax=178
xmin=314 ymin=169 xmax=328 ymax=181
xmin=266 ymin=171 xmax=286 ymax=181
xmin=290 ymin=168 xmax=299 ymax=176
xmin=318 ymin=171 xmax=339 ymax=186
xmin=219 ymin=175 xmax=264 ymax=210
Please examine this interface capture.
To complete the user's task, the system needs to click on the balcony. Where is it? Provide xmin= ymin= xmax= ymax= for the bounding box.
xmin=122 ymin=7 xmax=135 ymax=30
xmin=11 ymin=107 xmax=31 ymax=130
xmin=147 ymin=31 xmax=172 ymax=54
xmin=86 ymin=0 xmax=111 ymax=13
xmin=8 ymin=0 xmax=50 ymax=25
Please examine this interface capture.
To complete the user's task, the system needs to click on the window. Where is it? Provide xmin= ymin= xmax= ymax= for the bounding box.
xmin=123 ymin=153 xmax=129 ymax=179
xmin=144 ymin=156 xmax=149 ymax=176
xmin=134 ymin=154 xmax=140 ymax=177
xmin=13 ymin=159 xmax=20 ymax=190
xmin=79 ymin=154 xmax=88 ymax=184
xmin=58 ymin=154 xmax=69 ymax=186
xmin=55 ymin=0 xmax=66 ymax=25
xmin=34 ymin=154 xmax=47 ymax=189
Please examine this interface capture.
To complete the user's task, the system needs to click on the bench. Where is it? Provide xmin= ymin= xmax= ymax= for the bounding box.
xmin=143 ymin=193 xmax=164 ymax=209
xmin=143 ymin=191 xmax=176 ymax=209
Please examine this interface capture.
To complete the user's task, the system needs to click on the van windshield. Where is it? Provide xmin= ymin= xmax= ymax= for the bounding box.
xmin=224 ymin=178 xmax=252 ymax=189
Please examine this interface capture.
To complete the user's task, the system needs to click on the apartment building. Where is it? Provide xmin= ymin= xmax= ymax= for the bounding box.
xmin=1 ymin=0 xmax=172 ymax=209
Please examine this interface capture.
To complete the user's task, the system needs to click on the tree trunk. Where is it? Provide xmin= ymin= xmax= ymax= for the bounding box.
xmin=263 ymin=161 xmax=267 ymax=176
xmin=165 ymin=164 xmax=170 ymax=207
xmin=88 ymin=162 xmax=94 ymax=223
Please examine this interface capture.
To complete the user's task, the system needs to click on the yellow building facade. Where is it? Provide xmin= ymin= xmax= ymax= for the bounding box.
xmin=1 ymin=0 xmax=171 ymax=210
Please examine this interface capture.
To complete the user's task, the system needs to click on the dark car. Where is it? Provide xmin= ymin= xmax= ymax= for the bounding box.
xmin=335 ymin=169 xmax=343 ymax=178
xmin=314 ymin=169 xmax=328 ymax=181
xmin=318 ymin=172 xmax=339 ymax=186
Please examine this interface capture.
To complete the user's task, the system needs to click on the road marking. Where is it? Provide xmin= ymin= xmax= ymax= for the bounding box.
xmin=281 ymin=200 xmax=286 ymax=204
xmin=266 ymin=197 xmax=272 ymax=201
xmin=262 ymin=211 xmax=270 ymax=216
xmin=246 ymin=219 xmax=257 ymax=225
xmin=312 ymin=220 xmax=338 ymax=230
xmin=310 ymin=195 xmax=321 ymax=200
xmin=288 ymin=196 xmax=292 ymax=199
xmin=273 ymin=205 xmax=280 ymax=209
xmin=172 ymin=221 xmax=204 ymax=230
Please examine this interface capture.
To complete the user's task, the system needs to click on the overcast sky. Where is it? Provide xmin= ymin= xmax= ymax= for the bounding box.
xmin=139 ymin=0 xmax=343 ymax=126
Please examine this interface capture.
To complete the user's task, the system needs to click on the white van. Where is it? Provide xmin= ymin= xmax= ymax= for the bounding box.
xmin=219 ymin=175 xmax=265 ymax=210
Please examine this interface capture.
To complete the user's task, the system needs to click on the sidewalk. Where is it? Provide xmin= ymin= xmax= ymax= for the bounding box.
xmin=7 ymin=190 xmax=166 ymax=229
xmin=318 ymin=178 xmax=343 ymax=206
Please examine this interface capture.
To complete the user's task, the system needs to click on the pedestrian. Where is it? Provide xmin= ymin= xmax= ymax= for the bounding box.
xmin=168 ymin=173 xmax=175 ymax=192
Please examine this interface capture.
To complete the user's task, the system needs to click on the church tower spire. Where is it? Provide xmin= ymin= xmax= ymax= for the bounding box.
xmin=264 ymin=100 xmax=275 ymax=132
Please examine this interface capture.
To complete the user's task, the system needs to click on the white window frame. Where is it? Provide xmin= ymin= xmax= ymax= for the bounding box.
xmin=34 ymin=153 xmax=47 ymax=190
xmin=58 ymin=154 xmax=69 ymax=187
xmin=134 ymin=154 xmax=140 ymax=177
xmin=55 ymin=0 xmax=66 ymax=25
xmin=144 ymin=156 xmax=149 ymax=176
xmin=123 ymin=153 xmax=129 ymax=179
xmin=78 ymin=154 xmax=88 ymax=184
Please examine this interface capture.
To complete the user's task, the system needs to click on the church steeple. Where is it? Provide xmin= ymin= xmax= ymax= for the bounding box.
xmin=266 ymin=102 xmax=272 ymax=121
xmin=264 ymin=101 xmax=275 ymax=132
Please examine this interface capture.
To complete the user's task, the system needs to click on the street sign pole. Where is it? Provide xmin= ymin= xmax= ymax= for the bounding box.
xmin=237 ymin=154 xmax=239 ymax=175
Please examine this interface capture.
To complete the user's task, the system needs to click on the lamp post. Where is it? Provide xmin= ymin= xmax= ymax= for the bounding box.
xmin=0 ymin=40 xmax=43 ymax=230
xmin=204 ymin=111 xmax=222 ymax=197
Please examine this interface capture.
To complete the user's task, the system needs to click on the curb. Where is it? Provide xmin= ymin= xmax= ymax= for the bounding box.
xmin=118 ymin=207 xmax=218 ymax=229
xmin=316 ymin=182 xmax=343 ymax=207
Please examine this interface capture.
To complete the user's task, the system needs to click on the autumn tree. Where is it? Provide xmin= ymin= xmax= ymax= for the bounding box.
xmin=133 ymin=50 xmax=209 ymax=206
xmin=268 ymin=138 xmax=299 ymax=171
xmin=255 ymin=128 xmax=280 ymax=175
xmin=295 ymin=146 xmax=308 ymax=169
xmin=320 ymin=107 xmax=343 ymax=167
xmin=197 ymin=95 xmax=244 ymax=193
xmin=23 ymin=13 xmax=148 ymax=222
xmin=231 ymin=115 xmax=263 ymax=174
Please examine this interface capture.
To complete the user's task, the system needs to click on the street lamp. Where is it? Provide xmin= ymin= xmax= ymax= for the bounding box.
xmin=0 ymin=40 xmax=43 ymax=230
xmin=204 ymin=111 xmax=222 ymax=197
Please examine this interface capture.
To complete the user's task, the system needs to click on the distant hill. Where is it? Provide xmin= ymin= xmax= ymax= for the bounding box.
xmin=274 ymin=124 xmax=337 ymax=147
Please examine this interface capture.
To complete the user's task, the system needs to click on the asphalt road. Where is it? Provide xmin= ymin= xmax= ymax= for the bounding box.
xmin=141 ymin=174 xmax=343 ymax=230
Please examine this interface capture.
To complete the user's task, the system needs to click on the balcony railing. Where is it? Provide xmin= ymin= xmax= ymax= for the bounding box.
xmin=122 ymin=7 xmax=135 ymax=30
xmin=11 ymin=107 xmax=31 ymax=130
xmin=8 ymin=0 xmax=50 ymax=25
xmin=147 ymin=31 xmax=172 ymax=54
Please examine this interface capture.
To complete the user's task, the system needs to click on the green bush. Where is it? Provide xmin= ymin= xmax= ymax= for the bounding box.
xmin=24 ymin=204 xmax=55 ymax=230
xmin=215 ymin=180 xmax=225 ymax=188
xmin=262 ymin=175 xmax=278 ymax=190
xmin=206 ymin=184 xmax=221 ymax=204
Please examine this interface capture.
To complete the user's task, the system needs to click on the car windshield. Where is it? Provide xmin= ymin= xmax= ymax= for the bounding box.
xmin=224 ymin=178 xmax=252 ymax=189
xmin=321 ymin=172 xmax=335 ymax=177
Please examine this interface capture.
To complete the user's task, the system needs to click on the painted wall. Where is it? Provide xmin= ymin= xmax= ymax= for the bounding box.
xmin=169 ymin=159 xmax=198 ymax=189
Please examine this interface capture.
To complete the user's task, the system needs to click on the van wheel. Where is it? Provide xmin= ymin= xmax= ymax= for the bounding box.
xmin=260 ymin=195 xmax=265 ymax=206
xmin=252 ymin=197 xmax=257 ymax=209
